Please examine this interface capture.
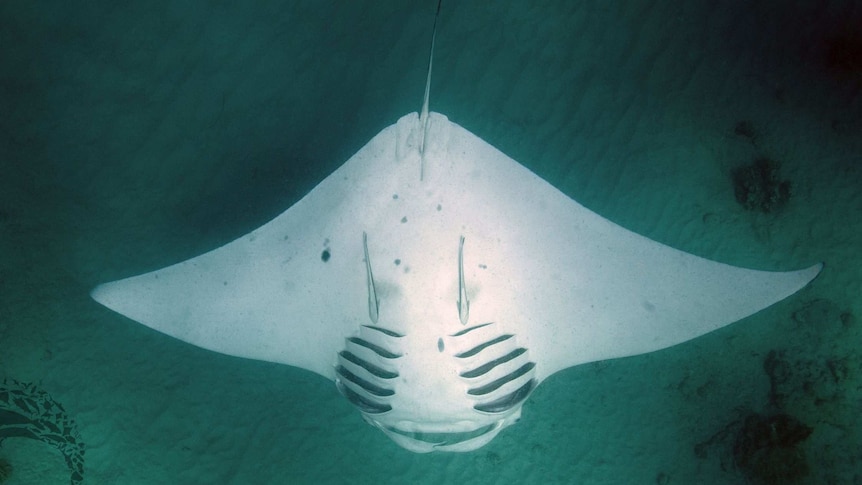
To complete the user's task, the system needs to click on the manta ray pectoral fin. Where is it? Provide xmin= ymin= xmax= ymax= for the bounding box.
xmin=402 ymin=113 xmax=824 ymax=384
xmin=89 ymin=115 xmax=419 ymax=381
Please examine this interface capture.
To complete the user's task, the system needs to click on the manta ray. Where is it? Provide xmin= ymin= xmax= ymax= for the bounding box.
xmin=91 ymin=3 xmax=821 ymax=453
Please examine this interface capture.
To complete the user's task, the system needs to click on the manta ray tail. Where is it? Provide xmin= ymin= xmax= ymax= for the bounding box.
xmin=418 ymin=0 xmax=443 ymax=180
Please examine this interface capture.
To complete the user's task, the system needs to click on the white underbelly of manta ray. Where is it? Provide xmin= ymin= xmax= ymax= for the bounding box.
xmin=90 ymin=4 xmax=822 ymax=454
xmin=91 ymin=110 xmax=821 ymax=453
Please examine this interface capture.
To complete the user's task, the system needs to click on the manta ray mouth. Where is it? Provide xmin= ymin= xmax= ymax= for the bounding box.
xmin=385 ymin=423 xmax=497 ymax=444
xmin=376 ymin=421 xmax=504 ymax=453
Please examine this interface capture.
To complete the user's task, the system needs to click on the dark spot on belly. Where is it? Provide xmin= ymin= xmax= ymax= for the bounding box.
xmin=438 ymin=338 xmax=444 ymax=352
xmin=401 ymin=216 xmax=408 ymax=223
xmin=321 ymin=249 xmax=331 ymax=262
xmin=394 ymin=259 xmax=401 ymax=265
